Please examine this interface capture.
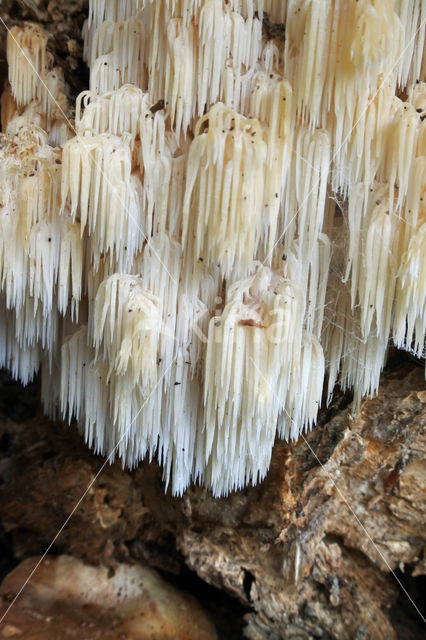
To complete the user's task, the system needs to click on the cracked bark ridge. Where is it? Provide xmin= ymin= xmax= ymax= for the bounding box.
xmin=175 ymin=364 xmax=425 ymax=639
xmin=0 ymin=360 xmax=424 ymax=639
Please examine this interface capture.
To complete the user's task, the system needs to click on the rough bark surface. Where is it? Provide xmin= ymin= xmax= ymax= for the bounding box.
xmin=0 ymin=3 xmax=425 ymax=638
xmin=0 ymin=359 xmax=425 ymax=639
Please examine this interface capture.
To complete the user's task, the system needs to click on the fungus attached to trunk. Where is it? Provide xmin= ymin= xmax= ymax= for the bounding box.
xmin=0 ymin=1 xmax=425 ymax=496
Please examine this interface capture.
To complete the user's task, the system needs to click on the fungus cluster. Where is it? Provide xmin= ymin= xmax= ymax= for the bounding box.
xmin=0 ymin=1 xmax=425 ymax=496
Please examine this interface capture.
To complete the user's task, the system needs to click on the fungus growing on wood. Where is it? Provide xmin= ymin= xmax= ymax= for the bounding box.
xmin=0 ymin=1 xmax=425 ymax=496
xmin=7 ymin=23 xmax=48 ymax=107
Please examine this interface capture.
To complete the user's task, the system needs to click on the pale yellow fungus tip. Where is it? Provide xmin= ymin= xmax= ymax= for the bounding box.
xmin=0 ymin=0 xmax=425 ymax=496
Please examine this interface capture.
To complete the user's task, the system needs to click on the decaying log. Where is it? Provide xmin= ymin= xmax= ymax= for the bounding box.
xmin=0 ymin=3 xmax=425 ymax=638
xmin=0 ymin=359 xmax=424 ymax=639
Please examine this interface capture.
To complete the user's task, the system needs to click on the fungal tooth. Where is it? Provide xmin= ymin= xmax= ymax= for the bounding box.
xmin=0 ymin=0 xmax=425 ymax=496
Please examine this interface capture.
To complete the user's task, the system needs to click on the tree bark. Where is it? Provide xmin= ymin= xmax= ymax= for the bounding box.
xmin=0 ymin=357 xmax=425 ymax=639
xmin=0 ymin=3 xmax=425 ymax=638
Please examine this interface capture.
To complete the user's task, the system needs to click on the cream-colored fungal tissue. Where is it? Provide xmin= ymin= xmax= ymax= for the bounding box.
xmin=0 ymin=1 xmax=425 ymax=495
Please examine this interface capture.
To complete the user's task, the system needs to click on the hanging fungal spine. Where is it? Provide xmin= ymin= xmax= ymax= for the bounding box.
xmin=0 ymin=0 xmax=424 ymax=497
